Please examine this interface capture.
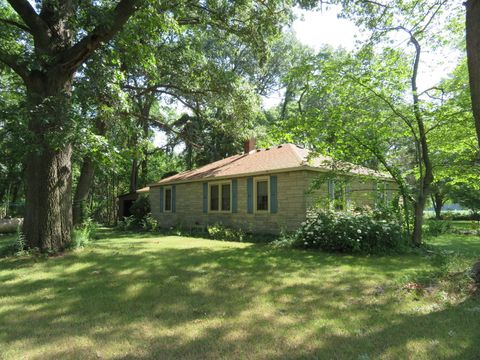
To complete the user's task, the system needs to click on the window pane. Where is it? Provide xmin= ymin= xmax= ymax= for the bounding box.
xmin=210 ymin=185 xmax=219 ymax=211
xmin=221 ymin=184 xmax=231 ymax=211
xmin=256 ymin=180 xmax=268 ymax=211
xmin=165 ymin=189 xmax=172 ymax=211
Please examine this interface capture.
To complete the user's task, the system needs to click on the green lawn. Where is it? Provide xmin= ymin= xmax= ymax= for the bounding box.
xmin=0 ymin=230 xmax=479 ymax=359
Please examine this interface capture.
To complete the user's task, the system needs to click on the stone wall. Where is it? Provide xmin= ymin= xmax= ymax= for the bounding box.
xmin=150 ymin=170 xmax=399 ymax=234
xmin=150 ymin=171 xmax=310 ymax=234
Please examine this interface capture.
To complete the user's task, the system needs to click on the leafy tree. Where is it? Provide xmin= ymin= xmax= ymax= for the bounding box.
xmin=0 ymin=0 xmax=312 ymax=251
xmin=449 ymin=182 xmax=480 ymax=216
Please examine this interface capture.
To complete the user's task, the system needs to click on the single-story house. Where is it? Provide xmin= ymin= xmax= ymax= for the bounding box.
xmin=147 ymin=141 xmax=397 ymax=234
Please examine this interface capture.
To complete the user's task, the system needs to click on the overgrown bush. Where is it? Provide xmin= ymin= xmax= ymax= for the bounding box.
xmin=292 ymin=210 xmax=406 ymax=254
xmin=424 ymin=220 xmax=452 ymax=237
xmin=129 ymin=195 xmax=151 ymax=221
xmin=72 ymin=218 xmax=99 ymax=248
xmin=141 ymin=214 xmax=158 ymax=231
xmin=207 ymin=223 xmax=246 ymax=242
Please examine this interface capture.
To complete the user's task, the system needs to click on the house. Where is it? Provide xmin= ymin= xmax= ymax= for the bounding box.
xmin=147 ymin=141 xmax=397 ymax=234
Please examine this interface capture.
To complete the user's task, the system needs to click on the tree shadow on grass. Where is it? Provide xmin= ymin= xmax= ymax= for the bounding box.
xmin=0 ymin=236 xmax=479 ymax=359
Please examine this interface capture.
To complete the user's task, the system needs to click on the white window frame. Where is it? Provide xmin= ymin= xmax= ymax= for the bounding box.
xmin=163 ymin=186 xmax=172 ymax=212
xmin=254 ymin=176 xmax=270 ymax=213
xmin=208 ymin=180 xmax=232 ymax=213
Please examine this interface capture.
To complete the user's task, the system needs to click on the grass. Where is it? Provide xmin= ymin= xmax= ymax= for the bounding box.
xmin=0 ymin=229 xmax=479 ymax=359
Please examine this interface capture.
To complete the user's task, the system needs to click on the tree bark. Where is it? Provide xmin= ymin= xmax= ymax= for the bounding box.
xmin=72 ymin=156 xmax=95 ymax=226
xmin=412 ymin=197 xmax=426 ymax=247
xmin=409 ymin=33 xmax=434 ymax=246
xmin=23 ymin=72 xmax=74 ymax=251
xmin=466 ymin=0 xmax=480 ymax=150
xmin=431 ymin=191 xmax=444 ymax=220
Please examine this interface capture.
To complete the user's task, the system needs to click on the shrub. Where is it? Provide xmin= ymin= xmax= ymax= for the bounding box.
xmin=141 ymin=214 xmax=158 ymax=231
xmin=207 ymin=223 xmax=246 ymax=242
xmin=129 ymin=195 xmax=151 ymax=221
xmin=13 ymin=225 xmax=27 ymax=254
xmin=72 ymin=218 xmax=99 ymax=248
xmin=292 ymin=210 xmax=406 ymax=254
xmin=424 ymin=220 xmax=451 ymax=237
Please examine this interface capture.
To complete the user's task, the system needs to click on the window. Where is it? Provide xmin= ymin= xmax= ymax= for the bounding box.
xmin=255 ymin=178 xmax=269 ymax=212
xmin=221 ymin=183 xmax=231 ymax=211
xmin=164 ymin=187 xmax=172 ymax=212
xmin=210 ymin=184 xmax=219 ymax=211
xmin=209 ymin=181 xmax=231 ymax=212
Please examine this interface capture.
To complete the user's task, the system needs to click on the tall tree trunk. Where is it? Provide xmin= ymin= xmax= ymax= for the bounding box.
xmin=130 ymin=158 xmax=138 ymax=193
xmin=410 ymin=34 xmax=434 ymax=246
xmin=412 ymin=197 xmax=426 ymax=247
xmin=466 ymin=0 xmax=480 ymax=150
xmin=431 ymin=191 xmax=444 ymax=220
xmin=72 ymin=156 xmax=95 ymax=226
xmin=23 ymin=73 xmax=74 ymax=251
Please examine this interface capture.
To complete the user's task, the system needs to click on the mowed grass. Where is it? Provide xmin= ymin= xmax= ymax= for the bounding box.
xmin=0 ymin=230 xmax=479 ymax=359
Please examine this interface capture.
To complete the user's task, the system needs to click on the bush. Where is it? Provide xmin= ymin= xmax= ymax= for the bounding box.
xmin=72 ymin=218 xmax=99 ymax=248
xmin=13 ymin=225 xmax=27 ymax=254
xmin=129 ymin=195 xmax=151 ymax=221
xmin=141 ymin=214 xmax=158 ymax=231
xmin=424 ymin=220 xmax=452 ymax=237
xmin=207 ymin=223 xmax=246 ymax=242
xmin=292 ymin=210 xmax=406 ymax=254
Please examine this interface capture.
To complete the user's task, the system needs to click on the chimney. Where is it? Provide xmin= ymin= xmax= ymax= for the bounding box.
xmin=243 ymin=138 xmax=256 ymax=154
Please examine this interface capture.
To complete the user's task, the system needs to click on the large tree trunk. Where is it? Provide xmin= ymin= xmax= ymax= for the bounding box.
xmin=466 ymin=0 xmax=480 ymax=150
xmin=412 ymin=195 xmax=427 ymax=247
xmin=23 ymin=73 xmax=74 ymax=252
xmin=72 ymin=156 xmax=95 ymax=226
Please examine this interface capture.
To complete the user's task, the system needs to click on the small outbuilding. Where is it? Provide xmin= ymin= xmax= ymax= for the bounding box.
xmin=117 ymin=186 xmax=149 ymax=219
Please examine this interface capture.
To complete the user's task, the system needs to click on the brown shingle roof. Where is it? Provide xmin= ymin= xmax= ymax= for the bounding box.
xmin=150 ymin=144 xmax=391 ymax=186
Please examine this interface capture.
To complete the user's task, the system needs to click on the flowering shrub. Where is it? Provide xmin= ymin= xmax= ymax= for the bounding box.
xmin=293 ymin=210 xmax=406 ymax=254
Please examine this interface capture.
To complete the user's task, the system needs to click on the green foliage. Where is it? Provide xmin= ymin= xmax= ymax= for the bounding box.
xmin=116 ymin=216 xmax=138 ymax=231
xmin=12 ymin=225 xmax=26 ymax=255
xmin=293 ymin=210 xmax=406 ymax=254
xmin=72 ymin=219 xmax=99 ymax=249
xmin=129 ymin=195 xmax=151 ymax=221
xmin=207 ymin=223 xmax=246 ymax=242
xmin=141 ymin=214 xmax=158 ymax=232
xmin=449 ymin=183 xmax=480 ymax=215
xmin=424 ymin=220 xmax=452 ymax=237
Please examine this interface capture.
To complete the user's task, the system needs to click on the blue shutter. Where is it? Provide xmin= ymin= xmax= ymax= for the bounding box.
xmin=270 ymin=175 xmax=278 ymax=213
xmin=232 ymin=179 xmax=238 ymax=213
xmin=247 ymin=177 xmax=253 ymax=214
xmin=172 ymin=185 xmax=176 ymax=213
xmin=159 ymin=186 xmax=164 ymax=213
xmin=202 ymin=182 xmax=208 ymax=213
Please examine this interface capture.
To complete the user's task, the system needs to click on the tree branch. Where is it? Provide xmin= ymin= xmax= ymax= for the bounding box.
xmin=55 ymin=0 xmax=142 ymax=73
xmin=0 ymin=17 xmax=31 ymax=33
xmin=0 ymin=51 xmax=29 ymax=82
xmin=6 ymin=0 xmax=49 ymax=46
